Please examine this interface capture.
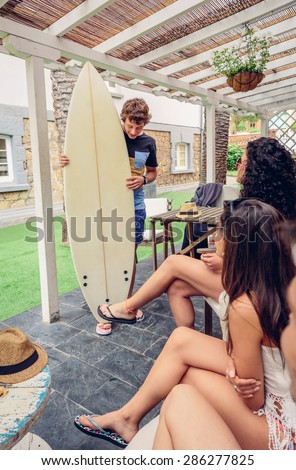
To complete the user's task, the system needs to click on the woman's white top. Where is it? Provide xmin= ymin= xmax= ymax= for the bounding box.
xmin=218 ymin=291 xmax=296 ymax=449
xmin=258 ymin=345 xmax=296 ymax=449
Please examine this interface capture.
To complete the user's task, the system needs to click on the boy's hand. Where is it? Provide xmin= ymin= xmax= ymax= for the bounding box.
xmin=60 ymin=155 xmax=70 ymax=167
xmin=126 ymin=176 xmax=145 ymax=190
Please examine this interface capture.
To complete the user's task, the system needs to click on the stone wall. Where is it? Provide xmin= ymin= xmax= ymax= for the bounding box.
xmin=228 ymin=129 xmax=277 ymax=148
xmin=51 ymin=70 xmax=77 ymax=153
xmin=0 ymin=117 xmax=63 ymax=210
xmin=145 ymin=129 xmax=200 ymax=187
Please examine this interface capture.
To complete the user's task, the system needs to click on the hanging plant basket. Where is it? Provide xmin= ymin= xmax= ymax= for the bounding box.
xmin=227 ymin=71 xmax=264 ymax=92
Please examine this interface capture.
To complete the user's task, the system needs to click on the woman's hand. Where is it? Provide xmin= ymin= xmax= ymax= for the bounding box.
xmin=226 ymin=357 xmax=261 ymax=399
xmin=200 ymin=253 xmax=223 ymax=272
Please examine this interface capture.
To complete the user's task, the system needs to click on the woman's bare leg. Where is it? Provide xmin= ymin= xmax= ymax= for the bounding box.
xmin=167 ymin=280 xmax=197 ymax=327
xmin=153 ymin=384 xmax=241 ymax=450
xmin=181 ymin=368 xmax=269 ymax=449
xmin=167 ymin=276 xmax=223 ymax=328
xmin=100 ymin=254 xmax=223 ymax=322
xmin=79 ymin=327 xmax=228 ymax=443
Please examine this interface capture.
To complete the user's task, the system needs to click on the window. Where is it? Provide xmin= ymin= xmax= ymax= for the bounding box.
xmin=170 ymin=128 xmax=195 ymax=174
xmin=250 ymin=122 xmax=256 ymax=129
xmin=0 ymin=135 xmax=13 ymax=182
xmin=175 ymin=142 xmax=188 ymax=170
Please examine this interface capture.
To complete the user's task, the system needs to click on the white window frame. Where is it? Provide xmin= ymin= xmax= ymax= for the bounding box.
xmin=170 ymin=128 xmax=195 ymax=174
xmin=0 ymin=134 xmax=13 ymax=183
xmin=175 ymin=142 xmax=189 ymax=170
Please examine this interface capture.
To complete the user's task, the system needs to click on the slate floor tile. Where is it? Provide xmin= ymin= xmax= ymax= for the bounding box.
xmin=144 ymin=336 xmax=168 ymax=360
xmin=58 ymin=303 xmax=89 ymax=324
xmin=2 ymin=309 xmax=42 ymax=332
xmin=38 ymin=342 xmax=70 ymax=371
xmin=59 ymin=289 xmax=86 ymax=307
xmin=70 ymin=310 xmax=99 ymax=334
xmin=145 ymin=313 xmax=177 ymax=337
xmin=30 ymin=391 xmax=97 ymax=450
xmin=58 ymin=330 xmax=120 ymax=366
xmin=28 ymin=321 xmax=81 ymax=347
xmin=50 ymin=356 xmax=111 ymax=403
xmin=95 ymin=349 xmax=154 ymax=388
xmin=102 ymin=325 xmax=162 ymax=353
xmin=80 ymin=377 xmax=137 ymax=411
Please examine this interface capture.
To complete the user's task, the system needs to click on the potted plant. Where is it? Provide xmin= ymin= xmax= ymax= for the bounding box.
xmin=211 ymin=26 xmax=272 ymax=92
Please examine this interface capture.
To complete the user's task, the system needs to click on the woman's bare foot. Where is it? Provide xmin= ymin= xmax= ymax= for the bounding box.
xmin=99 ymin=300 xmax=141 ymax=322
xmin=79 ymin=410 xmax=138 ymax=443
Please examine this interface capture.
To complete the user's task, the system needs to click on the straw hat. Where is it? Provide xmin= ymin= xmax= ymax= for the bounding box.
xmin=0 ymin=327 xmax=48 ymax=384
xmin=176 ymin=202 xmax=202 ymax=219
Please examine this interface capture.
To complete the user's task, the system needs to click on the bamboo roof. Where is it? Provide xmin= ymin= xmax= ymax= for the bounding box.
xmin=1 ymin=0 xmax=296 ymax=114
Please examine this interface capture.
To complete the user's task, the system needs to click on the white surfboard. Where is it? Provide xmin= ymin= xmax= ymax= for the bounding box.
xmin=64 ymin=62 xmax=135 ymax=322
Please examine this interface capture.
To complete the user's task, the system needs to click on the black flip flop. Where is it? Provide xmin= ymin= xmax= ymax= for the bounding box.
xmin=98 ymin=305 xmax=137 ymax=324
xmin=74 ymin=415 xmax=128 ymax=448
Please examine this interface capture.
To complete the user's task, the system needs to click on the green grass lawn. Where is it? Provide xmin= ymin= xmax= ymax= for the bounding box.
xmin=0 ymin=190 xmax=193 ymax=322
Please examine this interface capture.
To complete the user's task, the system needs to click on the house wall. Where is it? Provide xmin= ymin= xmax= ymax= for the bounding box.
xmin=145 ymin=124 xmax=201 ymax=187
xmin=0 ymin=107 xmax=63 ymax=210
xmin=228 ymin=129 xmax=277 ymax=149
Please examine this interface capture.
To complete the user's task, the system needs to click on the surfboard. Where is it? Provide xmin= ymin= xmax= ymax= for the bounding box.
xmin=64 ymin=62 xmax=135 ymax=322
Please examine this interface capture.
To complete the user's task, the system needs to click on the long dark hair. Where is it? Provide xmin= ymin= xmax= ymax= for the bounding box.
xmin=221 ymin=199 xmax=296 ymax=349
xmin=241 ymin=137 xmax=296 ymax=220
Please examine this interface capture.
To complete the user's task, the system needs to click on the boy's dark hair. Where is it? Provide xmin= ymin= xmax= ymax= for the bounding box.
xmin=120 ymin=98 xmax=152 ymax=125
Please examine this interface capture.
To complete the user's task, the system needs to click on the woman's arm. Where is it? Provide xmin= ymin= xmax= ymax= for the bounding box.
xmin=228 ymin=297 xmax=265 ymax=411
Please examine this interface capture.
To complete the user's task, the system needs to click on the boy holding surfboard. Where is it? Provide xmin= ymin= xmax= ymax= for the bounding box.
xmin=61 ymin=97 xmax=158 ymax=335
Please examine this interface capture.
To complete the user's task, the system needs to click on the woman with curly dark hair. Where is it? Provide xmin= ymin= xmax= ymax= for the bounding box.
xmin=97 ymin=137 xmax=296 ymax=332
xmin=238 ymin=137 xmax=296 ymax=220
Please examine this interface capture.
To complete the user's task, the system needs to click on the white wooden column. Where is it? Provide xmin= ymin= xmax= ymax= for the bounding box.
xmin=205 ymin=103 xmax=216 ymax=183
xmin=261 ymin=113 xmax=270 ymax=137
xmin=25 ymin=55 xmax=59 ymax=323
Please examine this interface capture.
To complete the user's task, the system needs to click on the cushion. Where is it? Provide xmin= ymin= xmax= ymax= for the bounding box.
xmin=125 ymin=416 xmax=159 ymax=450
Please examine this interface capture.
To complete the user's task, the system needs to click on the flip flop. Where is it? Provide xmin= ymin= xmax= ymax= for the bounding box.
xmin=74 ymin=415 xmax=128 ymax=448
xmin=97 ymin=305 xmax=137 ymax=324
xmin=96 ymin=310 xmax=144 ymax=335
xmin=96 ymin=323 xmax=112 ymax=336
xmin=136 ymin=310 xmax=145 ymax=322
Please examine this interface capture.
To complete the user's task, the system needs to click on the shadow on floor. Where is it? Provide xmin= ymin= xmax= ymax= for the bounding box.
xmin=0 ymin=256 xmax=222 ymax=450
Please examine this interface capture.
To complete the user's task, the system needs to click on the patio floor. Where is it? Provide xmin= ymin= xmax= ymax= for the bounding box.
xmin=0 ymin=255 xmax=222 ymax=450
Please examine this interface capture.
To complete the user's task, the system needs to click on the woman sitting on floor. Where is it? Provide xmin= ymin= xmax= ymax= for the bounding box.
xmin=75 ymin=199 xmax=296 ymax=450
